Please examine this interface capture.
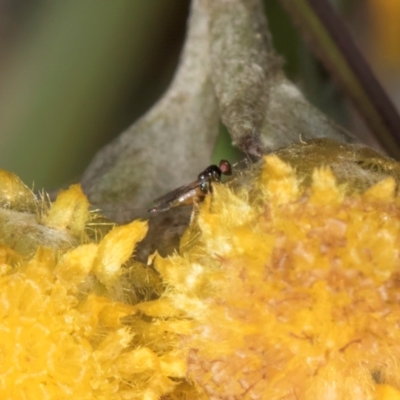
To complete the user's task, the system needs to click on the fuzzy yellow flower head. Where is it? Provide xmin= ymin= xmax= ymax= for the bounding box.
xmin=153 ymin=147 xmax=400 ymax=400
xmin=3 ymin=139 xmax=400 ymax=400
xmin=0 ymin=176 xmax=183 ymax=400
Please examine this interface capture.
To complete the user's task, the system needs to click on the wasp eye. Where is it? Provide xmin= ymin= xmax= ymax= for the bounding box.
xmin=219 ymin=160 xmax=232 ymax=176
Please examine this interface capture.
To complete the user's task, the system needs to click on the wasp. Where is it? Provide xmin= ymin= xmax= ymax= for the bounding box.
xmin=148 ymin=160 xmax=232 ymax=213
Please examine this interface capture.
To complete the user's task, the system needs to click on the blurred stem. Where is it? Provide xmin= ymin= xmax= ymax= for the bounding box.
xmin=83 ymin=0 xmax=355 ymax=214
xmin=205 ymin=0 xmax=351 ymax=154
xmin=279 ymin=0 xmax=400 ymax=159
xmin=82 ymin=0 xmax=219 ymax=211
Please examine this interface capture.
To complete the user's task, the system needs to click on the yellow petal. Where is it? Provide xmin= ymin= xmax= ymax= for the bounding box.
xmin=93 ymin=219 xmax=147 ymax=285
xmin=54 ymin=243 xmax=98 ymax=285
xmin=43 ymin=185 xmax=90 ymax=238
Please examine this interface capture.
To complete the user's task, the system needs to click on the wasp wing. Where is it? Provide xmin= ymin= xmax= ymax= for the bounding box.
xmin=149 ymin=178 xmax=204 ymax=212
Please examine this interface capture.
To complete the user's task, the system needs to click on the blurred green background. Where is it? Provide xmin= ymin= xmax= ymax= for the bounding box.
xmin=0 ymin=0 xmax=397 ymax=190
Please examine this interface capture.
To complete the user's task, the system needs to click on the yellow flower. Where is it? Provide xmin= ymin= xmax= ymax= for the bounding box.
xmin=0 ymin=175 xmax=184 ymax=399
xmin=2 ymin=139 xmax=400 ymax=399
xmin=152 ymin=142 xmax=400 ymax=399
